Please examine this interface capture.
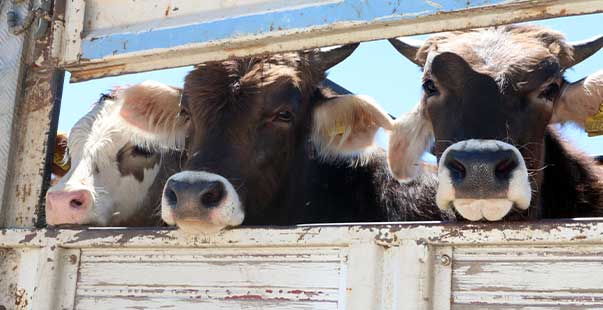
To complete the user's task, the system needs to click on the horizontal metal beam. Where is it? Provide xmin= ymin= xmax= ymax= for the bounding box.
xmin=57 ymin=0 xmax=603 ymax=82
xmin=4 ymin=219 xmax=603 ymax=248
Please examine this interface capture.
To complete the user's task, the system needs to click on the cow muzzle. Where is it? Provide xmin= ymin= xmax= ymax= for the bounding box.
xmin=161 ymin=171 xmax=243 ymax=233
xmin=45 ymin=189 xmax=94 ymax=226
xmin=436 ymin=139 xmax=531 ymax=221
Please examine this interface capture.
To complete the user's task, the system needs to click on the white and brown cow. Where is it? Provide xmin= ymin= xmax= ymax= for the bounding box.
xmin=45 ymin=81 xmax=184 ymax=226
xmin=387 ymin=25 xmax=603 ymax=221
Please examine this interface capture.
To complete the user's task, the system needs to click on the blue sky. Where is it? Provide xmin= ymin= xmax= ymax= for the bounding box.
xmin=59 ymin=13 xmax=603 ymax=156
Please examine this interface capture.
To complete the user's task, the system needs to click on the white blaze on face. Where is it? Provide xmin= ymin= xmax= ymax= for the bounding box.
xmin=161 ymin=171 xmax=244 ymax=234
xmin=436 ymin=139 xmax=532 ymax=221
xmin=45 ymin=98 xmax=161 ymax=226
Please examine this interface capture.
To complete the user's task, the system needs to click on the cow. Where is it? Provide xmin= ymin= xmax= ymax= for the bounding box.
xmin=50 ymin=132 xmax=70 ymax=186
xmin=387 ymin=25 xmax=603 ymax=221
xmin=45 ymin=81 xmax=183 ymax=226
xmin=118 ymin=44 xmax=455 ymax=234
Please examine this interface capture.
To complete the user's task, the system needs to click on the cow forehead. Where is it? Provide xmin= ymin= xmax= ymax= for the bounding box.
xmin=422 ymin=27 xmax=568 ymax=85
xmin=68 ymin=99 xmax=127 ymax=164
xmin=184 ymin=55 xmax=320 ymax=120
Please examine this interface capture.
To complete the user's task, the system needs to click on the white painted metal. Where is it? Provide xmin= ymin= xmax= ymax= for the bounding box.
xmin=0 ymin=0 xmax=28 ymax=224
xmin=54 ymin=0 xmax=603 ymax=81
xmin=2 ymin=221 xmax=603 ymax=309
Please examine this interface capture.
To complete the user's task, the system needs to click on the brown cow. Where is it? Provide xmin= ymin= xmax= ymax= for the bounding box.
xmin=119 ymin=45 xmax=455 ymax=233
xmin=387 ymin=25 xmax=603 ymax=221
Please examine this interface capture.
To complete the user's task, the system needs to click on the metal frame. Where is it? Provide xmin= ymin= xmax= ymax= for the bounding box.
xmin=56 ymin=0 xmax=603 ymax=82
xmin=2 ymin=220 xmax=603 ymax=309
xmin=2 ymin=0 xmax=603 ymax=309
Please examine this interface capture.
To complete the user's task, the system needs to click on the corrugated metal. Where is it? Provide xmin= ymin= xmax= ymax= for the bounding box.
xmin=0 ymin=0 xmax=28 ymax=222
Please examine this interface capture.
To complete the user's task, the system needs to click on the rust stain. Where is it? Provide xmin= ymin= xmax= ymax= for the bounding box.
xmin=69 ymin=64 xmax=127 ymax=82
xmin=45 ymin=229 xmax=59 ymax=239
xmin=14 ymin=289 xmax=28 ymax=310
xmin=18 ymin=232 xmax=37 ymax=244
xmin=164 ymin=4 xmax=171 ymax=16
xmin=224 ymin=294 xmax=263 ymax=300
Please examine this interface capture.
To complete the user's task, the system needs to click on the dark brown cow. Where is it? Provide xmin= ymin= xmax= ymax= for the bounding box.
xmin=387 ymin=25 xmax=603 ymax=221
xmin=119 ymin=45 xmax=454 ymax=233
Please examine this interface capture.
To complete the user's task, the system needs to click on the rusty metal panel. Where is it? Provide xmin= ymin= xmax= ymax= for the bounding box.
xmin=2 ymin=221 xmax=603 ymax=308
xmin=451 ymin=246 xmax=603 ymax=309
xmin=57 ymin=0 xmax=603 ymax=81
xmin=75 ymin=247 xmax=346 ymax=309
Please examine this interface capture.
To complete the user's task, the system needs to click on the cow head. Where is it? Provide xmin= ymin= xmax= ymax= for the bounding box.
xmin=119 ymin=44 xmax=395 ymax=233
xmin=388 ymin=25 xmax=603 ymax=221
xmin=45 ymin=81 xmax=184 ymax=226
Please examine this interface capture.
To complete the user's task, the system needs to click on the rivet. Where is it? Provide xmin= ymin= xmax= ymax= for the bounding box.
xmin=440 ymin=254 xmax=451 ymax=266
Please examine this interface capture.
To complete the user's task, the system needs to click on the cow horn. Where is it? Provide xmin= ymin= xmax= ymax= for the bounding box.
xmin=565 ymin=35 xmax=603 ymax=68
xmin=388 ymin=38 xmax=424 ymax=66
xmin=317 ymin=43 xmax=359 ymax=70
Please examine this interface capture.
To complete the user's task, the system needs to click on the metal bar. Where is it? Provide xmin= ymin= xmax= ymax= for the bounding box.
xmin=59 ymin=0 xmax=603 ymax=82
xmin=1 ymin=0 xmax=65 ymax=228
xmin=3 ymin=220 xmax=603 ymax=248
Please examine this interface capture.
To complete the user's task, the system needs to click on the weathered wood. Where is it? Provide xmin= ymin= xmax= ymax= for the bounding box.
xmin=57 ymin=0 xmax=603 ymax=81
xmin=1 ymin=0 xmax=65 ymax=228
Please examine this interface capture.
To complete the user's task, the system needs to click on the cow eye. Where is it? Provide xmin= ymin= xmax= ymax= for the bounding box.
xmin=539 ymin=83 xmax=560 ymax=101
xmin=276 ymin=111 xmax=293 ymax=122
xmin=178 ymin=106 xmax=191 ymax=122
xmin=422 ymin=80 xmax=438 ymax=96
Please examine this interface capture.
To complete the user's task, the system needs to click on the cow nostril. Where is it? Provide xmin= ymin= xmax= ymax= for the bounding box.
xmin=164 ymin=187 xmax=178 ymax=208
xmin=70 ymin=199 xmax=84 ymax=209
xmin=495 ymin=157 xmax=518 ymax=180
xmin=446 ymin=158 xmax=466 ymax=181
xmin=201 ymin=182 xmax=225 ymax=208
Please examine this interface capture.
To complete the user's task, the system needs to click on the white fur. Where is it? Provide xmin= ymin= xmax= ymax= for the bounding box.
xmin=161 ymin=171 xmax=244 ymax=234
xmin=387 ymin=104 xmax=434 ymax=180
xmin=453 ymin=199 xmax=513 ymax=221
xmin=437 ymin=139 xmax=531 ymax=221
xmin=47 ymin=93 xmax=162 ymax=226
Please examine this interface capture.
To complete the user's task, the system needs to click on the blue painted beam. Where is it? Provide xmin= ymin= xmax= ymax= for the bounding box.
xmin=81 ymin=0 xmax=505 ymax=60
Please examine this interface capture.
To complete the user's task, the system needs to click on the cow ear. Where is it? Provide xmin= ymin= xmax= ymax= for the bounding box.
xmin=387 ymin=106 xmax=433 ymax=181
xmin=118 ymin=81 xmax=188 ymax=149
xmin=311 ymin=95 xmax=393 ymax=161
xmin=551 ymin=70 xmax=603 ymax=127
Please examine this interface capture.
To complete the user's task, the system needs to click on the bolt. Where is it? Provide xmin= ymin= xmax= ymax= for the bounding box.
xmin=439 ymin=254 xmax=451 ymax=266
xmin=68 ymin=254 xmax=77 ymax=265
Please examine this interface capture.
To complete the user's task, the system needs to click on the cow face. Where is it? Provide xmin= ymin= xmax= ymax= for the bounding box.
xmin=119 ymin=45 xmax=395 ymax=233
xmin=45 ymin=81 xmax=184 ymax=226
xmin=388 ymin=25 xmax=603 ymax=221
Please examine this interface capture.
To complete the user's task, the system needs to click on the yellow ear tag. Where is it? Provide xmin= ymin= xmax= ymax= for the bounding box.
xmin=585 ymin=102 xmax=603 ymax=137
xmin=53 ymin=151 xmax=71 ymax=172
xmin=330 ymin=121 xmax=347 ymax=137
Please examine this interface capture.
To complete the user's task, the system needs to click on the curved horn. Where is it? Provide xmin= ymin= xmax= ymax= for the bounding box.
xmin=564 ymin=35 xmax=603 ymax=68
xmin=388 ymin=38 xmax=424 ymax=66
xmin=317 ymin=43 xmax=359 ymax=70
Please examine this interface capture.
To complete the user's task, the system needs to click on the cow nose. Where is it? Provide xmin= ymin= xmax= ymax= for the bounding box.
xmin=164 ymin=178 xmax=226 ymax=210
xmin=45 ymin=190 xmax=93 ymax=225
xmin=443 ymin=149 xmax=519 ymax=196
